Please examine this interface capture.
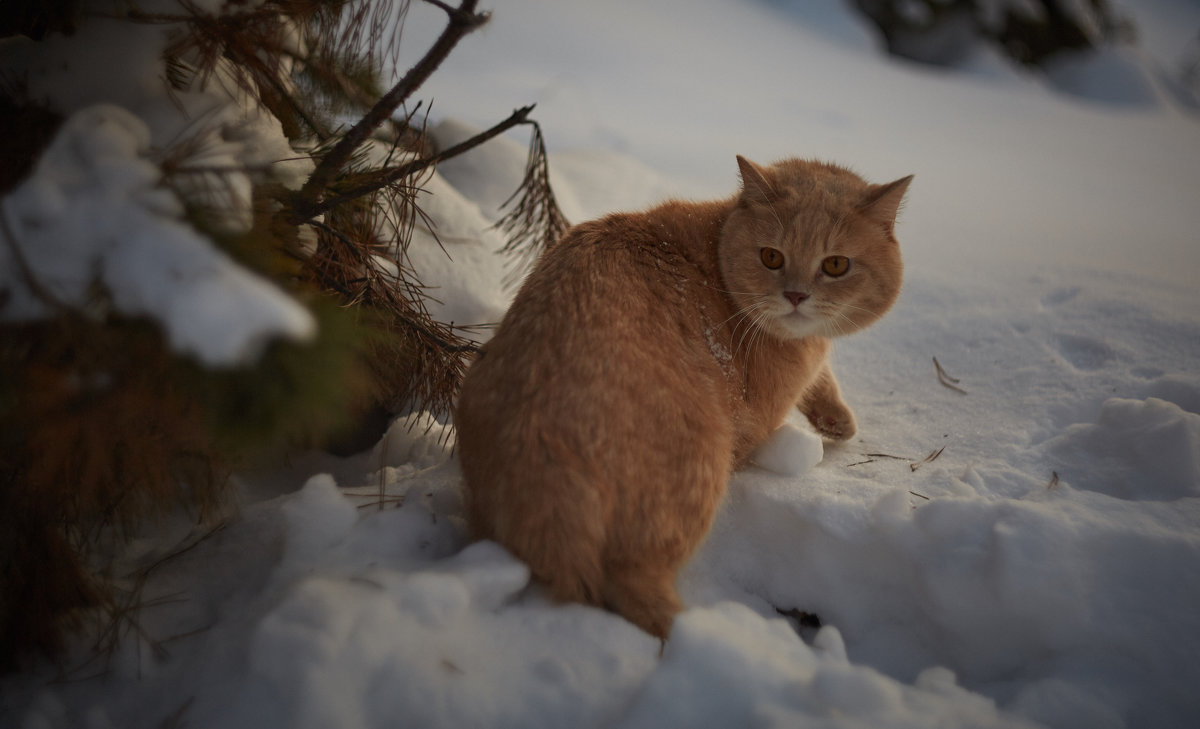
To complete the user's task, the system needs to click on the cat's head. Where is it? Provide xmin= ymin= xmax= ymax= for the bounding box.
xmin=718 ymin=156 xmax=910 ymax=341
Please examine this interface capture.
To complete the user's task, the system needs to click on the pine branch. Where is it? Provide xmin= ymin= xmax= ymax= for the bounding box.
xmin=292 ymin=0 xmax=488 ymax=221
xmin=288 ymin=104 xmax=535 ymax=224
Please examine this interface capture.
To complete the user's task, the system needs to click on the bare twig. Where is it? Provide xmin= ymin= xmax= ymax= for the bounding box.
xmin=933 ymin=356 xmax=968 ymax=395
xmin=1048 ymin=471 xmax=1060 ymax=489
xmin=908 ymin=490 xmax=930 ymax=500
xmin=293 ymin=0 xmax=488 ymax=220
xmin=864 ymin=452 xmax=909 ymax=461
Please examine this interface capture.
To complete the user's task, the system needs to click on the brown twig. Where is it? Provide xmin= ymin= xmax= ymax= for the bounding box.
xmin=933 ymin=356 xmax=968 ymax=395
xmin=292 ymin=0 xmax=489 ymax=221
xmin=1048 ymin=471 xmax=1060 ymax=489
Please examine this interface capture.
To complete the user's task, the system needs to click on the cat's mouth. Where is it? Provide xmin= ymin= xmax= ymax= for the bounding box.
xmin=774 ymin=309 xmax=823 ymax=338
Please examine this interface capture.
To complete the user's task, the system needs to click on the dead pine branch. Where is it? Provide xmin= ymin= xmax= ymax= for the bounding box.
xmin=909 ymin=446 xmax=946 ymax=472
xmin=933 ymin=356 xmax=968 ymax=395
xmin=292 ymin=0 xmax=489 ymax=221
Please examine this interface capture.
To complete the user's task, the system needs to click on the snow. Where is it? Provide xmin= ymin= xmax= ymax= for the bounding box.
xmin=750 ymin=414 xmax=826 ymax=476
xmin=4 ymin=1 xmax=1200 ymax=728
xmin=0 ymin=104 xmax=315 ymax=366
xmin=0 ymin=3 xmax=317 ymax=366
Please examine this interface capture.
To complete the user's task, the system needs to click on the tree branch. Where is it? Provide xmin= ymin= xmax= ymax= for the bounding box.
xmin=291 ymin=0 xmax=488 ymax=221
xmin=287 ymin=104 xmax=536 ymax=225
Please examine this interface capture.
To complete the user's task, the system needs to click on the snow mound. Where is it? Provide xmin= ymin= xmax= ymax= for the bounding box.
xmin=621 ymin=602 xmax=1036 ymax=729
xmin=217 ymin=468 xmax=659 ymax=729
xmin=1046 ymin=397 xmax=1200 ymax=500
xmin=0 ymin=105 xmax=316 ymax=366
xmin=404 ymin=170 xmax=513 ymax=327
xmin=430 ymin=119 xmax=529 ymax=221
xmin=696 ymin=459 xmax=1200 ymax=727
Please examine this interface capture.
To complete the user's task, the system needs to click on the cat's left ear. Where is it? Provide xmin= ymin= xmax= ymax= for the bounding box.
xmin=860 ymin=175 xmax=913 ymax=231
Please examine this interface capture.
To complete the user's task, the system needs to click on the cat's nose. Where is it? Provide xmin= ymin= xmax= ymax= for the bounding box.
xmin=783 ymin=291 xmax=809 ymax=306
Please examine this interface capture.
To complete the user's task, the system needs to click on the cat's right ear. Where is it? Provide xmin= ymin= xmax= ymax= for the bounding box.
xmin=860 ymin=174 xmax=913 ymax=232
xmin=737 ymin=155 xmax=776 ymax=205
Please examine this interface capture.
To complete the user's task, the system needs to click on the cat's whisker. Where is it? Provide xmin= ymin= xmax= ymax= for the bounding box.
xmin=825 ymin=310 xmax=856 ymax=338
xmin=746 ymin=309 xmax=776 ymax=361
xmin=834 ymin=301 xmax=883 ymax=326
xmin=733 ymin=304 xmax=774 ymax=360
xmin=733 ymin=306 xmax=765 ymax=359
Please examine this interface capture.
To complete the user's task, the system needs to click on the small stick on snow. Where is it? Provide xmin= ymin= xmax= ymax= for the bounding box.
xmin=908 ymin=491 xmax=930 ymax=500
xmin=933 ymin=357 xmax=968 ymax=395
xmin=864 ymin=452 xmax=909 ymax=461
xmin=1048 ymin=471 xmax=1060 ymax=489
xmin=910 ymin=446 xmax=946 ymax=472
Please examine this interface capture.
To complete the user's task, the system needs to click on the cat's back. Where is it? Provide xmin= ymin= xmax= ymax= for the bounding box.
xmin=455 ymin=199 xmax=735 ymax=537
xmin=475 ymin=200 xmax=729 ymax=375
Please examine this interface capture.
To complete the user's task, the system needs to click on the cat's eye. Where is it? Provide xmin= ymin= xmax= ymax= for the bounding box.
xmin=760 ymin=247 xmax=784 ymax=270
xmin=822 ymin=255 xmax=851 ymax=277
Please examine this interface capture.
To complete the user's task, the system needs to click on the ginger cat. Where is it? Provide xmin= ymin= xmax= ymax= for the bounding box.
xmin=456 ymin=156 xmax=911 ymax=639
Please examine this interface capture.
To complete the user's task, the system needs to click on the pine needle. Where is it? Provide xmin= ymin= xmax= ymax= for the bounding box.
xmin=933 ymin=356 xmax=968 ymax=394
xmin=909 ymin=446 xmax=946 ymax=472
xmin=497 ymin=117 xmax=570 ymax=281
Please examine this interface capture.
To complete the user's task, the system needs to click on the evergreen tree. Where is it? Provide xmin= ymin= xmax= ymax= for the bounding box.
xmin=0 ymin=0 xmax=565 ymax=668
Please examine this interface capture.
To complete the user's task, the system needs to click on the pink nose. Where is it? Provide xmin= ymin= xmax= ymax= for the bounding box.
xmin=783 ymin=291 xmax=809 ymax=306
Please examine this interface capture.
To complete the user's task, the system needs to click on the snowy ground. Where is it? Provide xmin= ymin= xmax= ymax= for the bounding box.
xmin=4 ymin=1 xmax=1200 ymax=728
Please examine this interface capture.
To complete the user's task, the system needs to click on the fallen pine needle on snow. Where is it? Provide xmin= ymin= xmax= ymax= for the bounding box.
xmin=1048 ymin=471 xmax=1060 ymax=489
xmin=910 ymin=446 xmax=946 ymax=472
xmin=933 ymin=356 xmax=968 ymax=395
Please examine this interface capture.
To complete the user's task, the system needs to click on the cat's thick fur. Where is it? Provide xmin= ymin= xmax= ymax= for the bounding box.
xmin=456 ymin=156 xmax=911 ymax=638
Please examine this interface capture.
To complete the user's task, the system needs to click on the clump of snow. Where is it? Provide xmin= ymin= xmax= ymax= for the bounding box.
xmin=1 ymin=105 xmax=315 ymax=366
xmin=750 ymin=415 xmax=825 ymax=476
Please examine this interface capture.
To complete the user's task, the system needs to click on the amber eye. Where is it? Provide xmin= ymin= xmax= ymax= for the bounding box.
xmin=760 ymin=247 xmax=784 ymax=270
xmin=822 ymin=255 xmax=851 ymax=277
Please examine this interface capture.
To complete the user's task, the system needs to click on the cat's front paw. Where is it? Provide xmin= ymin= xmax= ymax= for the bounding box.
xmin=803 ymin=404 xmax=857 ymax=441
